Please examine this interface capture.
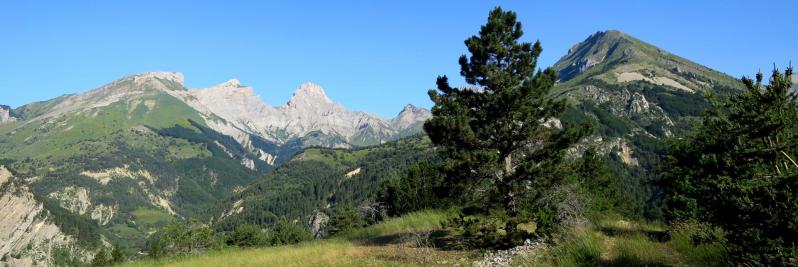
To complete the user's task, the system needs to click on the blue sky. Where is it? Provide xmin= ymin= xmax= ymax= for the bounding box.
xmin=1 ymin=1 xmax=795 ymax=117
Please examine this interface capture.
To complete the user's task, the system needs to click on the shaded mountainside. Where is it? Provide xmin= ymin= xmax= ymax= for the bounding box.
xmin=211 ymin=136 xmax=434 ymax=234
xmin=552 ymin=30 xmax=744 ymax=217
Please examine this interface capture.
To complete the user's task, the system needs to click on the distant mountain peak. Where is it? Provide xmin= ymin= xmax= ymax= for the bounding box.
xmin=205 ymin=79 xmax=253 ymax=94
xmin=392 ymin=103 xmax=432 ymax=130
xmin=402 ymin=104 xmax=419 ymax=111
xmin=221 ymin=79 xmax=242 ymax=88
xmin=129 ymin=72 xmax=185 ymax=86
xmin=287 ymin=82 xmax=333 ymax=107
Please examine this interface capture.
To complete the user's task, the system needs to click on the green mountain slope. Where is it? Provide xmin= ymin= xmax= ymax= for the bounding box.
xmin=554 ymin=30 xmax=740 ymax=90
xmin=552 ymin=30 xmax=744 ymax=218
xmin=212 ymin=136 xmax=434 ymax=233
xmin=0 ymin=73 xmax=271 ymax=250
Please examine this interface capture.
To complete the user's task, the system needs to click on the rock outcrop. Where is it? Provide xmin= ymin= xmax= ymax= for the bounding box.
xmin=0 ymin=105 xmax=18 ymax=124
xmin=0 ymin=166 xmax=84 ymax=267
xmin=391 ymin=104 xmax=432 ymax=130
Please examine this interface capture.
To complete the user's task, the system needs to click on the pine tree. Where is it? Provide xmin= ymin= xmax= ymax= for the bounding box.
xmin=90 ymin=247 xmax=110 ymax=267
xmin=110 ymin=244 xmax=124 ymax=264
xmin=424 ymin=7 xmax=589 ymax=235
xmin=579 ymin=147 xmax=620 ymax=212
xmin=664 ymin=67 xmax=798 ymax=264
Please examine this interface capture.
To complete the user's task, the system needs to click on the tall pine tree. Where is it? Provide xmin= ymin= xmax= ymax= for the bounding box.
xmin=664 ymin=67 xmax=798 ymax=265
xmin=424 ymin=7 xmax=589 ymax=234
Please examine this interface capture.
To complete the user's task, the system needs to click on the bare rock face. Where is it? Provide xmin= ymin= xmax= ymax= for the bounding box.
xmin=277 ymin=82 xmax=396 ymax=142
xmin=391 ymin=104 xmax=432 ymax=130
xmin=308 ymin=210 xmax=330 ymax=239
xmin=189 ymin=79 xmax=283 ymax=140
xmin=628 ymin=92 xmax=650 ymax=113
xmin=0 ymin=105 xmax=18 ymax=124
xmin=0 ymin=166 xmax=84 ymax=267
xmin=190 ymin=81 xmax=403 ymax=146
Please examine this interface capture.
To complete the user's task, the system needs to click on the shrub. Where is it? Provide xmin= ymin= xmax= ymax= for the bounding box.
xmin=146 ymin=221 xmax=220 ymax=258
xmin=268 ymin=218 xmax=313 ymax=245
xmin=326 ymin=205 xmax=367 ymax=236
xmin=225 ymin=224 xmax=269 ymax=247
xmin=378 ymin=162 xmax=447 ymax=217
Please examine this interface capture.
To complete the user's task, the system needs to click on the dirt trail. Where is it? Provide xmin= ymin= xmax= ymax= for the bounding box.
xmin=600 ymin=234 xmax=617 ymax=261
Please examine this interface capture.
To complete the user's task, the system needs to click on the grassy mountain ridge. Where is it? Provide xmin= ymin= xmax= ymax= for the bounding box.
xmin=554 ymin=30 xmax=740 ymax=89
xmin=0 ymin=74 xmax=270 ymax=252
xmin=551 ymin=30 xmax=744 ymax=218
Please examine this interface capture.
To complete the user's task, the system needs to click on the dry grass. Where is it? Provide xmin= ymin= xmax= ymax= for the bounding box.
xmin=121 ymin=210 xmax=473 ymax=267
xmin=514 ymin=218 xmax=727 ymax=267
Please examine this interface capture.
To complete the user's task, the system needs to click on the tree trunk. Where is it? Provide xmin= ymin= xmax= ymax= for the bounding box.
xmin=501 ymin=154 xmax=519 ymax=233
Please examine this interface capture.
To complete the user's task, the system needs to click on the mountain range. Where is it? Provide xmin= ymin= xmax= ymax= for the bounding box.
xmin=0 ymin=29 xmax=751 ymax=266
xmin=0 ymin=73 xmax=430 ymax=265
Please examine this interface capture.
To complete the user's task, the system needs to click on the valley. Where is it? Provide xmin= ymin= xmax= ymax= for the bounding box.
xmin=0 ymin=4 xmax=792 ymax=266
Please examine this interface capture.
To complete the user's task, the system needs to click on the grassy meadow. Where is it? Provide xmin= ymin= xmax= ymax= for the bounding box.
xmin=120 ymin=210 xmax=727 ymax=267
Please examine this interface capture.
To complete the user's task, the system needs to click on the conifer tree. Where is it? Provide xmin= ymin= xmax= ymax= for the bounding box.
xmin=664 ymin=67 xmax=798 ymax=264
xmin=110 ymin=244 xmax=124 ymax=264
xmin=90 ymin=247 xmax=110 ymax=267
xmin=425 ymin=7 xmax=589 ymax=234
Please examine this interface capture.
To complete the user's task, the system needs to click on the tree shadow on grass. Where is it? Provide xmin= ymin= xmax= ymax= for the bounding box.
xmin=599 ymin=225 xmax=671 ymax=242
xmin=357 ymin=232 xmax=414 ymax=246
xmin=601 ymin=256 xmax=672 ymax=267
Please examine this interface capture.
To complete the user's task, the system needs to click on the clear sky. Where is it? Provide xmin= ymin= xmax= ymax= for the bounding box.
xmin=1 ymin=1 xmax=795 ymax=117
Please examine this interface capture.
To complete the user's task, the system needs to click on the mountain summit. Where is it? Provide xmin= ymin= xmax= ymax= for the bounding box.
xmin=549 ymin=30 xmax=743 ymax=209
xmin=554 ymin=30 xmax=740 ymax=91
xmin=286 ymin=82 xmax=334 ymax=107
xmin=555 ymin=30 xmax=629 ymax=82
xmin=392 ymin=104 xmax=431 ymax=129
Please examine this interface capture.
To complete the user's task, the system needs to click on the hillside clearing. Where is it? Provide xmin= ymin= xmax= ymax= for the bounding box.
xmin=121 ymin=210 xmax=474 ymax=267
xmin=514 ymin=218 xmax=727 ymax=267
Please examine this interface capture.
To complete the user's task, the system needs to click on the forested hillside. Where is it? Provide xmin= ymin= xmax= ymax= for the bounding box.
xmin=212 ymin=136 xmax=434 ymax=233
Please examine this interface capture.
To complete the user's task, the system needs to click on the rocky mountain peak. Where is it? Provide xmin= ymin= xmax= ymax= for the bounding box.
xmin=130 ymin=72 xmax=185 ymax=86
xmin=0 ymin=105 xmax=18 ymax=124
xmin=401 ymin=104 xmax=418 ymax=112
xmin=392 ymin=104 xmax=432 ymax=130
xmin=286 ymin=82 xmax=333 ymax=107
xmin=198 ymin=79 xmax=255 ymax=95
xmin=190 ymin=78 xmax=274 ymax=118
xmin=555 ymin=30 xmax=636 ymax=82
xmin=221 ymin=79 xmax=242 ymax=88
